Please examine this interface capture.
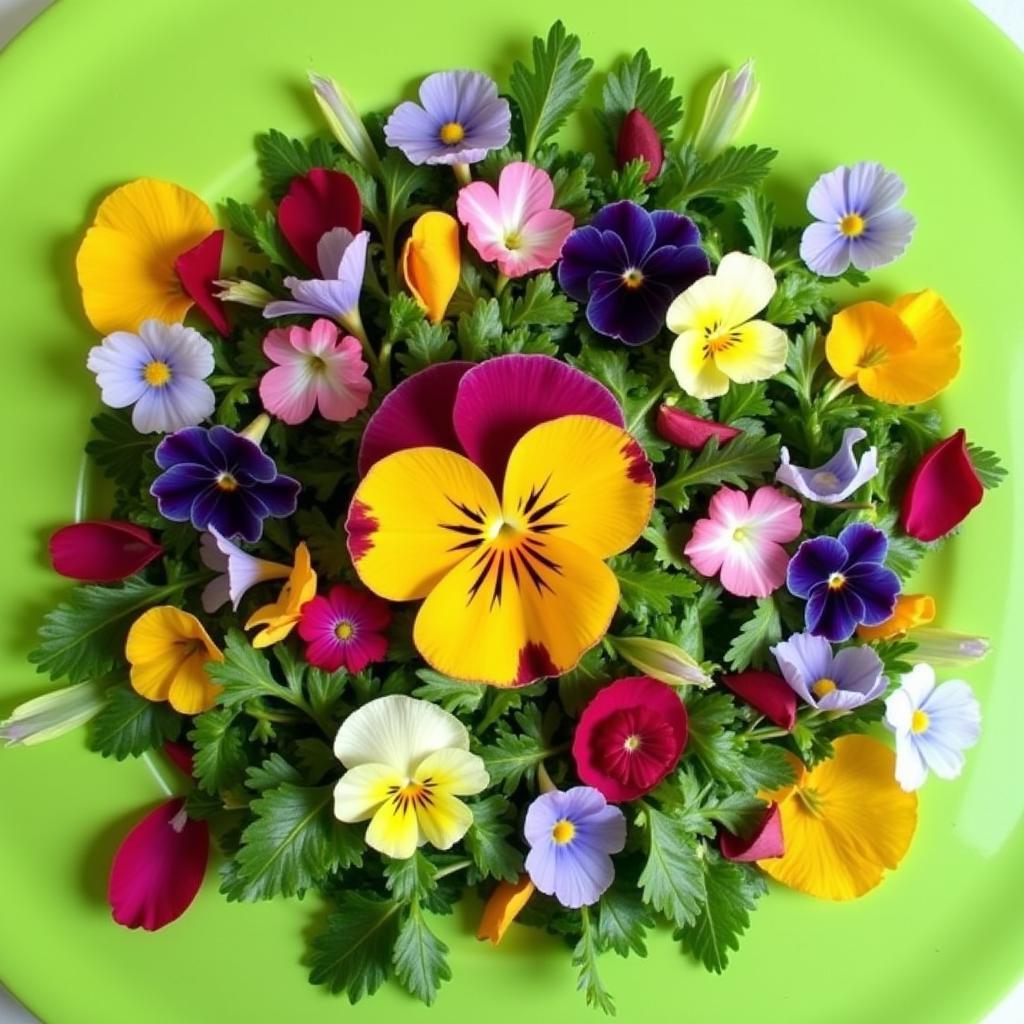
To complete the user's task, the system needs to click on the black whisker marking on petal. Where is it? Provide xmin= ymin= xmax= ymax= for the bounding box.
xmin=521 ymin=545 xmax=563 ymax=576
xmin=438 ymin=522 xmax=483 ymax=536
xmin=447 ymin=538 xmax=484 ymax=552
xmin=528 ymin=494 xmax=568 ymax=524
xmin=467 ymin=550 xmax=496 ymax=604
xmin=529 ymin=522 xmax=566 ymax=533
xmin=521 ymin=475 xmax=552 ymax=517
xmin=445 ymin=495 xmax=486 ymax=524
xmin=490 ymin=552 xmax=505 ymax=609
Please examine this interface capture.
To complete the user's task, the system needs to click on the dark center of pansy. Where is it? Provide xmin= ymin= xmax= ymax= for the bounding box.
xmin=439 ymin=121 xmax=465 ymax=145
xmin=216 ymin=472 xmax=239 ymax=492
xmin=827 ymin=571 xmax=846 ymax=591
xmin=621 ymin=267 xmax=644 ymax=289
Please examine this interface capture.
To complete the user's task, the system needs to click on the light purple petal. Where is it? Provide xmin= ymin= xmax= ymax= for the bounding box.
xmin=846 ymin=161 xmax=907 ymax=218
xmin=134 ymin=377 xmax=215 ymax=434
xmin=523 ymin=790 xmax=564 ymax=845
xmin=452 ymin=353 xmax=625 ymax=486
xmin=849 ymin=208 xmax=916 ymax=271
xmin=137 ymin=320 xmax=215 ymax=379
xmin=384 ymin=101 xmax=443 ymax=164
xmin=776 ymin=428 xmax=878 ymax=505
xmin=316 ymin=226 xmax=356 ymax=279
xmin=524 ymin=842 xmax=559 ymax=895
xmin=201 ymin=576 xmax=230 ymax=614
xmin=800 ymin=221 xmax=851 ymax=277
xmin=264 ymin=297 xmax=339 ymax=319
xmin=831 ymin=643 xmax=886 ymax=699
xmin=551 ymin=840 xmax=614 ymax=909
xmin=806 ymin=166 xmax=848 ymax=222
xmin=771 ymin=632 xmax=833 ymax=706
xmin=914 ymin=730 xmax=967 ymax=780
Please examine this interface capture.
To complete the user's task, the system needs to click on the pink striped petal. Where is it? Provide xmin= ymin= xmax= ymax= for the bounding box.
xmin=497 ymin=207 xmax=574 ymax=278
xmin=49 ymin=520 xmax=163 ymax=582
xmin=720 ymin=536 xmax=790 ymax=598
xmin=263 ymin=326 xmax=309 ymax=366
xmin=456 ymin=180 xmax=505 ymax=257
xmin=747 ymin=485 xmax=804 ymax=543
xmin=498 ymin=162 xmax=556 ymax=225
xmin=259 ymin=362 xmax=319 ymax=425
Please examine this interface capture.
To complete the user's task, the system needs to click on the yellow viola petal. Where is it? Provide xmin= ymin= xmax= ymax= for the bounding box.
xmin=477 ymin=875 xmax=536 ymax=945
xmin=891 ymin=289 xmax=962 ymax=353
xmin=759 ymin=735 xmax=917 ymax=901
xmin=402 ymin=211 xmax=461 ymax=324
xmin=712 ymin=318 xmax=789 ymax=384
xmin=128 ymin=645 xmax=190 ymax=703
xmin=500 ymin=415 xmax=654 ymax=560
xmin=334 ymin=763 xmax=405 ymax=822
xmin=665 ymin=273 xmax=721 ymax=334
xmin=168 ymin=651 xmax=223 ymax=714
xmin=825 ymin=301 xmax=915 ymax=379
xmin=669 ymin=328 xmax=733 ymax=399
xmin=712 ymin=251 xmax=777 ymax=328
xmin=416 ymin=789 xmax=474 ymax=851
xmin=857 ymin=593 xmax=936 ymax=641
xmin=413 ymin=531 xmax=619 ymax=686
xmin=244 ymin=543 xmax=316 ymax=647
xmin=365 ymin=797 xmax=422 ymax=860
xmin=349 ymin=446 xmax=502 ymax=602
xmin=413 ymin=747 xmax=489 ymax=796
xmin=75 ymin=178 xmax=215 ymax=334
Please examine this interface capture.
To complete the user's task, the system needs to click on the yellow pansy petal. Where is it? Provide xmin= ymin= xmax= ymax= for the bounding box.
xmin=858 ymin=593 xmax=936 ymax=641
xmin=669 ymin=328 xmax=732 ymax=399
xmin=334 ymin=763 xmax=405 ymax=822
xmin=500 ymin=415 xmax=654 ymax=560
xmin=713 ymin=319 xmax=789 ymax=384
xmin=891 ymin=289 xmax=962 ymax=353
xmin=75 ymin=178 xmax=215 ymax=334
xmin=413 ymin=531 xmax=619 ymax=686
xmin=416 ymin=789 xmax=474 ymax=851
xmin=402 ymin=211 xmax=461 ymax=324
xmin=168 ymin=652 xmax=223 ymax=714
xmin=244 ymin=543 xmax=317 ymax=647
xmin=825 ymin=300 xmax=916 ymax=379
xmin=413 ymin=747 xmax=489 ymax=796
xmin=759 ymin=735 xmax=918 ymax=901
xmin=348 ymin=446 xmax=502 ymax=602
xmin=712 ymin=251 xmax=777 ymax=328
xmin=128 ymin=646 xmax=190 ymax=703
xmin=365 ymin=797 xmax=422 ymax=860
xmin=477 ymin=875 xmax=536 ymax=945
xmin=665 ymin=273 xmax=721 ymax=334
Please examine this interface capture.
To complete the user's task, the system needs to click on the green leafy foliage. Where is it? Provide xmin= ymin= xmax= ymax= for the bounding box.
xmin=188 ymin=707 xmax=248 ymax=794
xmin=611 ymin=551 xmax=699 ymax=619
xmin=724 ymin=598 xmax=783 ymax=671
xmin=597 ymin=47 xmax=683 ymax=143
xmin=255 ymin=129 xmax=336 ymax=199
xmin=85 ymin=412 xmax=154 ymax=490
xmin=595 ymin=884 xmax=654 ymax=958
xmin=478 ymin=707 xmax=554 ymax=795
xmin=573 ymin=906 xmax=616 ymax=1016
xmin=638 ymin=806 xmax=703 ymax=928
xmin=222 ymin=198 xmax=299 ymax=271
xmin=967 ymin=443 xmax=1007 ymax=489
xmin=393 ymin=903 xmax=452 ymax=1005
xmin=463 ymin=795 xmax=524 ymax=882
xmin=657 ymin=434 xmax=781 ymax=511
xmin=88 ymin=685 xmax=181 ymax=760
xmin=658 ymin=143 xmax=777 ymax=207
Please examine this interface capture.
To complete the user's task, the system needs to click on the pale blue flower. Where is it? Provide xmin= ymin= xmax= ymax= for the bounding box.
xmin=771 ymin=631 xmax=887 ymax=711
xmin=776 ymin=427 xmax=879 ymax=504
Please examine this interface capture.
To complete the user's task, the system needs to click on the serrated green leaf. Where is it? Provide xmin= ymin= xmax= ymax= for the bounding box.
xmin=595 ymin=884 xmax=654 ymax=958
xmin=188 ymin=707 xmax=247 ymax=793
xmin=610 ymin=552 xmax=699 ymax=619
xmin=384 ymin=851 xmax=438 ymax=904
xmin=464 ymin=795 xmax=524 ymax=883
xmin=501 ymin=272 xmax=576 ymax=329
xmin=244 ymin=753 xmax=302 ymax=792
xmin=457 ymin=298 xmax=503 ymax=360
xmin=638 ymin=806 xmax=703 ymax=928
xmin=715 ymin=381 xmax=773 ymax=424
xmin=967 ymin=442 xmax=1007 ymax=489
xmin=255 ymin=128 xmax=336 ymax=199
xmin=85 ymin=411 xmax=154 ymax=489
xmin=393 ymin=902 xmax=451 ymax=1006
xmin=478 ymin=715 xmax=553 ymax=795
xmin=222 ymin=197 xmax=300 ymax=271
xmin=736 ymin=188 xmax=774 ymax=262
xmin=573 ymin=905 xmax=616 ymax=1016
xmin=395 ymin=320 xmax=456 ymax=375
xmin=206 ymin=629 xmax=286 ymax=708
xmin=656 ymin=434 xmax=781 ymax=511
xmin=659 ymin=143 xmax=777 ymax=206
xmin=411 ymin=668 xmax=485 ymax=714
xmin=765 ymin=270 xmax=830 ymax=325
xmin=295 ymin=507 xmax=351 ymax=578
xmin=87 ymin=685 xmax=181 ymax=760
xmin=598 ymin=47 xmax=683 ymax=143
xmin=724 ymin=597 xmax=783 ymax=671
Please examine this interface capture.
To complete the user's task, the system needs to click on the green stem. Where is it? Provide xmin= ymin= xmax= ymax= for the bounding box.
xmin=381 ymin=216 xmax=400 ymax=296
xmin=245 ymin=703 xmax=307 ymax=726
xmin=494 ymin=272 xmax=510 ymax=297
xmin=743 ymin=726 xmax=789 ymax=741
xmin=433 ymin=858 xmax=473 ymax=882
xmin=208 ymin=374 xmax=256 ymax=389
xmin=627 ymin=370 xmax=672 ymax=435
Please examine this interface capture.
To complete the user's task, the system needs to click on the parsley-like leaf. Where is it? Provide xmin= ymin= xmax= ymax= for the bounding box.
xmin=188 ymin=707 xmax=248 ymax=794
xmin=255 ymin=129 xmax=336 ymax=200
xmin=393 ymin=901 xmax=452 ymax=1006
xmin=736 ymin=188 xmax=774 ymax=262
xmin=724 ymin=597 xmax=783 ymax=671
xmin=85 ymin=411 xmax=153 ymax=490
xmin=87 ymin=685 xmax=181 ymax=760
xmin=656 ymin=434 xmax=781 ymax=511
xmin=597 ymin=47 xmax=683 ymax=144
xmin=638 ymin=806 xmax=703 ymax=928
xmin=967 ymin=443 xmax=1007 ymax=489
xmin=610 ymin=552 xmax=699 ymax=619
xmin=464 ymin=795 xmax=524 ymax=883
xmin=412 ymin=669 xmax=485 ymax=714
xmin=573 ymin=905 xmax=616 ymax=1016
xmin=595 ymin=884 xmax=654 ymax=958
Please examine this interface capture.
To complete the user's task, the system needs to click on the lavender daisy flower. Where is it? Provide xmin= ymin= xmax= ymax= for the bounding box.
xmin=799 ymin=161 xmax=916 ymax=277
xmin=771 ymin=631 xmax=887 ymax=711
xmin=86 ymin=320 xmax=215 ymax=434
xmin=384 ymin=70 xmax=511 ymax=166
xmin=558 ymin=201 xmax=709 ymax=346
xmin=776 ymin=427 xmax=879 ymax=505
xmin=523 ymin=787 xmax=626 ymax=909
xmin=264 ymin=227 xmax=368 ymax=322
xmin=884 ymin=664 xmax=981 ymax=791
xmin=151 ymin=426 xmax=300 ymax=542
xmin=787 ymin=522 xmax=900 ymax=642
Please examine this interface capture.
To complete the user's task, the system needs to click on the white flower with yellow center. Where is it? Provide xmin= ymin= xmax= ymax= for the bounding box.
xmin=333 ymin=694 xmax=489 ymax=860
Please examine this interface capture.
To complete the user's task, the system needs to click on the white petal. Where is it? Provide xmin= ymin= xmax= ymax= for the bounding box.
xmin=713 ymin=251 xmax=777 ymax=327
xmin=894 ymin=733 xmax=930 ymax=791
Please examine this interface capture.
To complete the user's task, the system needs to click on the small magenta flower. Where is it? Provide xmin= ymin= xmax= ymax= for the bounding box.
xmin=787 ymin=523 xmax=900 ymax=643
xmin=800 ymin=162 xmax=916 ymax=277
xmin=384 ymin=70 xmax=511 ymax=166
xmin=298 ymin=584 xmax=391 ymax=673
xmin=884 ymin=664 xmax=981 ymax=791
xmin=523 ymin=787 xmax=626 ymax=908
xmin=771 ymin=632 xmax=887 ymax=711
xmin=456 ymin=162 xmax=574 ymax=279
xmin=259 ymin=319 xmax=372 ymax=425
xmin=776 ymin=427 xmax=879 ymax=505
xmin=87 ymin=320 xmax=215 ymax=434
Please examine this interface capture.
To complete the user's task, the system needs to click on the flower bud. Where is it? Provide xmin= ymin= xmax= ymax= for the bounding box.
xmin=692 ymin=59 xmax=760 ymax=159
xmin=607 ymin=635 xmax=712 ymax=688
xmin=49 ymin=520 xmax=163 ymax=582
xmin=213 ymin=278 xmax=275 ymax=309
xmin=616 ymin=108 xmax=663 ymax=182
xmin=308 ymin=72 xmax=382 ymax=176
xmin=402 ymin=211 xmax=461 ymax=324
xmin=1 ymin=680 xmax=107 ymax=747
xmin=900 ymin=429 xmax=984 ymax=542
xmin=656 ymin=403 xmax=741 ymax=450
xmin=909 ymin=628 xmax=990 ymax=667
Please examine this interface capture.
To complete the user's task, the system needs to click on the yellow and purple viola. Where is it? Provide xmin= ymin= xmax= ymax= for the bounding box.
xmin=345 ymin=354 xmax=655 ymax=687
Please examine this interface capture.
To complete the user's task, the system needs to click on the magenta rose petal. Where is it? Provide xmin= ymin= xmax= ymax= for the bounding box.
xmin=721 ymin=670 xmax=798 ymax=731
xmin=900 ymin=429 xmax=984 ymax=542
xmin=108 ymin=797 xmax=209 ymax=931
xmin=174 ymin=229 xmax=230 ymax=336
xmin=49 ymin=520 xmax=163 ymax=582
xmin=656 ymin=404 xmax=742 ymax=450
xmin=277 ymin=168 xmax=362 ymax=273
xmin=357 ymin=360 xmax=473 ymax=476
xmin=452 ymin=353 xmax=625 ymax=486
xmin=719 ymin=803 xmax=785 ymax=862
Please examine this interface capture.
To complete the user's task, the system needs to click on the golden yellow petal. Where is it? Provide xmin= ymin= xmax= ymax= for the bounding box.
xmin=167 ymin=651 xmax=222 ymax=715
xmin=365 ymin=797 xmax=421 ymax=860
xmin=857 ymin=593 xmax=936 ymax=641
xmin=402 ymin=211 xmax=461 ymax=324
xmin=477 ymin=876 xmax=536 ymax=945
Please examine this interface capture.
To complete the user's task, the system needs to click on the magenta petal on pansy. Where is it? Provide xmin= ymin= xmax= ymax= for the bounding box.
xmin=108 ymin=797 xmax=209 ymax=931
xmin=452 ymin=354 xmax=625 ymax=486
xmin=719 ymin=803 xmax=784 ymax=862
xmin=357 ymin=361 xmax=473 ymax=476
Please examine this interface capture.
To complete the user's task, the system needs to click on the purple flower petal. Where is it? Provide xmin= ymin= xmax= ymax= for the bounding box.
xmin=154 ymin=427 xmax=218 ymax=471
xmin=786 ymin=536 xmax=848 ymax=598
xmin=251 ymin=472 xmax=301 ymax=518
xmin=451 ymin=354 xmax=624 ymax=486
xmin=208 ymin=426 xmax=278 ymax=483
xmin=844 ymin=562 xmax=900 ymax=625
xmin=150 ymin=464 xmax=211 ymax=521
xmin=587 ymin=270 xmax=673 ymax=346
xmin=806 ymin=165 xmax=848 ymax=222
xmin=358 ymin=361 xmax=472 ymax=476
xmin=588 ymin=201 xmax=656 ymax=263
xmin=771 ymin=632 xmax=833 ymax=704
xmin=848 ymin=208 xmax=916 ymax=271
xmin=776 ymin=428 xmax=878 ymax=505
xmin=806 ymin=584 xmax=865 ymax=642
xmin=557 ymin=225 xmax=617 ymax=301
xmin=846 ymin=161 xmax=907 ymax=218
xmin=831 ymin=644 xmax=886 ymax=699
xmin=641 ymin=243 xmax=711 ymax=292
xmin=837 ymin=522 xmax=888 ymax=566
xmin=650 ymin=210 xmax=701 ymax=250
xmin=800 ymin=221 xmax=852 ymax=277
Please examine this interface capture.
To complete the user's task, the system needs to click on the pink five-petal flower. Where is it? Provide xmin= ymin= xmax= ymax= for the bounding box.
xmin=298 ymin=584 xmax=391 ymax=673
xmin=108 ymin=796 xmax=209 ymax=931
xmin=456 ymin=162 xmax=574 ymax=279
xmin=259 ymin=318 xmax=372 ymax=425
xmin=684 ymin=485 xmax=803 ymax=598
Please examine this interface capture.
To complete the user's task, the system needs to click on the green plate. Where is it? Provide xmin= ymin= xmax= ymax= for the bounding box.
xmin=2 ymin=1 xmax=1022 ymax=1021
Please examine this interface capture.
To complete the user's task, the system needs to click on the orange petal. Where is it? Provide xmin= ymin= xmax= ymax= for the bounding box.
xmin=402 ymin=211 xmax=461 ymax=324
xmin=477 ymin=875 xmax=535 ymax=945
xmin=857 ymin=593 xmax=936 ymax=641
xmin=825 ymin=300 xmax=915 ymax=380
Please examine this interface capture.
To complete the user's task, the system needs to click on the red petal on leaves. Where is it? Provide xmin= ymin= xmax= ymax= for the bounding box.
xmin=278 ymin=168 xmax=362 ymax=272
xmin=719 ymin=803 xmax=785 ymax=862
xmin=656 ymin=405 xmax=742 ymax=450
xmin=163 ymin=741 xmax=195 ymax=779
xmin=49 ymin=520 xmax=163 ymax=582
xmin=174 ymin=229 xmax=230 ymax=336
xmin=721 ymin=670 xmax=797 ymax=731
xmin=616 ymin=109 xmax=663 ymax=183
xmin=900 ymin=428 xmax=984 ymax=542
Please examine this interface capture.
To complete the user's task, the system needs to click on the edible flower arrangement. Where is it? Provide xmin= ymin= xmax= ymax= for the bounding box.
xmin=7 ymin=24 xmax=1005 ymax=1013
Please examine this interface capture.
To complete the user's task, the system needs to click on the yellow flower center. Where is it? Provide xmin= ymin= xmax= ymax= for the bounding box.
xmin=216 ymin=472 xmax=239 ymax=492
xmin=812 ymin=677 xmax=838 ymax=698
xmin=504 ymin=231 xmax=523 ymax=251
xmin=910 ymin=709 xmax=930 ymax=734
xmin=839 ymin=213 xmax=866 ymax=237
xmin=335 ymin=620 xmax=355 ymax=640
xmin=732 ymin=527 xmax=747 ymax=542
xmin=623 ymin=734 xmax=642 ymax=752
xmin=828 ymin=572 xmax=846 ymax=591
xmin=811 ymin=471 xmax=841 ymax=491
xmin=551 ymin=819 xmax=576 ymax=845
xmin=439 ymin=121 xmax=465 ymax=145
xmin=143 ymin=360 xmax=172 ymax=387
xmin=621 ymin=268 xmax=644 ymax=290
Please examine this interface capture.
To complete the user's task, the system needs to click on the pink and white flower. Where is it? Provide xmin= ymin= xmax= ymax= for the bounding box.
xmin=684 ymin=485 xmax=803 ymax=598
xmin=259 ymin=318 xmax=372 ymax=425
xmin=456 ymin=162 xmax=573 ymax=279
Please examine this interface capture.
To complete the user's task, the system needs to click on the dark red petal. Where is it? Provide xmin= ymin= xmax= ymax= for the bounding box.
xmin=174 ymin=229 xmax=230 ymax=337
xmin=49 ymin=520 xmax=163 ymax=582
xmin=278 ymin=168 xmax=362 ymax=273
xmin=719 ymin=803 xmax=785 ymax=862
xmin=616 ymin=108 xmax=663 ymax=183
xmin=900 ymin=428 xmax=984 ymax=542
xmin=721 ymin=670 xmax=797 ymax=731
xmin=656 ymin=405 xmax=742 ymax=450
xmin=163 ymin=741 xmax=195 ymax=779
xmin=108 ymin=798 xmax=209 ymax=931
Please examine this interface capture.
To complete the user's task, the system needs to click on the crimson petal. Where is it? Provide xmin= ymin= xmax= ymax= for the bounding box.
xmin=278 ymin=168 xmax=362 ymax=273
xmin=656 ymin=405 xmax=742 ymax=450
xmin=721 ymin=670 xmax=797 ymax=731
xmin=49 ymin=520 xmax=163 ymax=582
xmin=719 ymin=803 xmax=785 ymax=861
xmin=616 ymin=108 xmax=663 ymax=182
xmin=174 ymin=229 xmax=230 ymax=336
xmin=900 ymin=428 xmax=984 ymax=542
xmin=163 ymin=740 xmax=196 ymax=779
xmin=108 ymin=797 xmax=209 ymax=931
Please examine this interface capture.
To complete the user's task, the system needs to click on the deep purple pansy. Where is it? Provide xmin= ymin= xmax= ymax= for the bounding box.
xmin=786 ymin=522 xmax=900 ymax=643
xmin=151 ymin=426 xmax=300 ymax=543
xmin=557 ymin=201 xmax=709 ymax=346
